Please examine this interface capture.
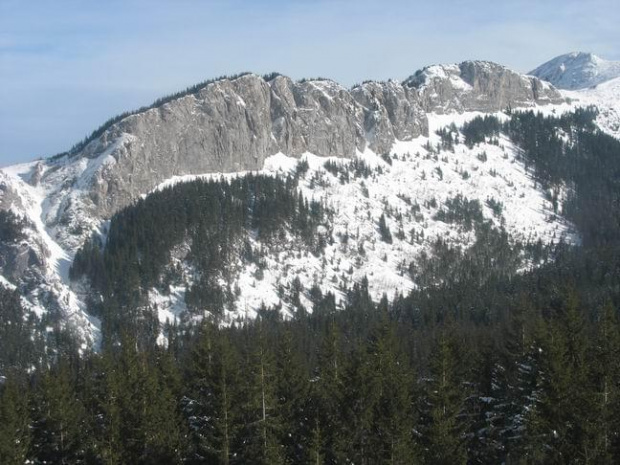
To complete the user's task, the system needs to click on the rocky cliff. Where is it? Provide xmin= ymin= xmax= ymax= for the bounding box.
xmin=405 ymin=61 xmax=562 ymax=113
xmin=30 ymin=60 xmax=562 ymax=222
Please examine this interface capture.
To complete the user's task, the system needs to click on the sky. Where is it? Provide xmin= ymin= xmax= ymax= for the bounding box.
xmin=1 ymin=0 xmax=619 ymax=166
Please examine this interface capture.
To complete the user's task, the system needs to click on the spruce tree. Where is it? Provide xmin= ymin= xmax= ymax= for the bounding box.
xmin=527 ymin=292 xmax=600 ymax=464
xmin=97 ymin=351 xmax=124 ymax=465
xmin=186 ymin=323 xmax=241 ymax=464
xmin=275 ymin=328 xmax=311 ymax=464
xmin=422 ymin=331 xmax=467 ymax=465
xmin=367 ymin=315 xmax=420 ymax=464
xmin=30 ymin=362 xmax=88 ymax=464
xmin=0 ymin=374 xmax=31 ymax=464
xmin=311 ymin=321 xmax=345 ymax=464
xmin=594 ymin=301 xmax=620 ymax=462
xmin=238 ymin=322 xmax=284 ymax=465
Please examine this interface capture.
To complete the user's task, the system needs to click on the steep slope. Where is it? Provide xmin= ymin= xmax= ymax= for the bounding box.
xmin=0 ymin=164 xmax=101 ymax=348
xmin=189 ymin=115 xmax=576 ymax=323
xmin=0 ymin=60 xmax=566 ymax=348
xmin=530 ymin=52 xmax=620 ymax=90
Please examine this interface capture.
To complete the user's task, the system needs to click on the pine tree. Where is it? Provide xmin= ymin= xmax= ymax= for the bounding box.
xmin=0 ymin=374 xmax=31 ymax=464
xmin=30 ymin=362 xmax=88 ymax=464
xmin=238 ymin=322 xmax=284 ymax=465
xmin=367 ymin=315 xmax=420 ymax=464
xmin=275 ymin=328 xmax=311 ymax=464
xmin=422 ymin=331 xmax=467 ymax=465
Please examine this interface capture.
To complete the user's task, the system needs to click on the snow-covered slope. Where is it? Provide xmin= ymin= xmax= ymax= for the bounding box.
xmin=526 ymin=53 xmax=620 ymax=140
xmin=561 ymin=77 xmax=620 ymax=139
xmin=144 ymin=111 xmax=577 ymax=330
xmin=530 ymin=52 xmax=620 ymax=90
xmin=0 ymin=162 xmax=102 ymax=349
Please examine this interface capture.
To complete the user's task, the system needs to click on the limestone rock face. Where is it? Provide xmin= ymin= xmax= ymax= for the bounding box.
xmin=269 ymin=76 xmax=366 ymax=158
xmin=405 ymin=61 xmax=564 ymax=113
xmin=53 ymin=75 xmax=430 ymax=218
xmin=0 ymin=179 xmax=47 ymax=285
xmin=17 ymin=61 xmax=561 ymax=225
xmin=351 ymin=80 xmax=427 ymax=154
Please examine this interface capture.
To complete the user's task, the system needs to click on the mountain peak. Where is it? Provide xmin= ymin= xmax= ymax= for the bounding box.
xmin=530 ymin=52 xmax=620 ymax=90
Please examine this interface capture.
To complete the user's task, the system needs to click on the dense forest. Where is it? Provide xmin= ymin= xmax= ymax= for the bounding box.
xmin=70 ymin=169 xmax=326 ymax=348
xmin=3 ymin=108 xmax=620 ymax=464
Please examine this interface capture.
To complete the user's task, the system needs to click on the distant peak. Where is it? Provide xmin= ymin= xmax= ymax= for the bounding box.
xmin=568 ymin=51 xmax=594 ymax=58
xmin=530 ymin=52 xmax=620 ymax=90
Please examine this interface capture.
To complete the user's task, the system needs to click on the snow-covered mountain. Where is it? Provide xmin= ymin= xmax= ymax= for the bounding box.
xmin=1 ymin=57 xmax=613 ymax=349
xmin=530 ymin=52 xmax=620 ymax=90
xmin=535 ymin=52 xmax=620 ymax=139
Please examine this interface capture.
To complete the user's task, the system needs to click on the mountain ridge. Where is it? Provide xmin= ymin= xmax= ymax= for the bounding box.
xmin=31 ymin=60 xmax=562 ymax=222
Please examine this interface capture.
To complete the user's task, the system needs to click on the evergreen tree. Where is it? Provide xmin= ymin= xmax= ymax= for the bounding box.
xmin=526 ymin=292 xmax=601 ymax=463
xmin=275 ymin=328 xmax=311 ymax=464
xmin=238 ymin=323 xmax=284 ymax=464
xmin=366 ymin=315 xmax=420 ymax=464
xmin=594 ymin=301 xmax=620 ymax=462
xmin=311 ymin=321 xmax=346 ymax=464
xmin=379 ymin=214 xmax=393 ymax=244
xmin=186 ymin=323 xmax=241 ymax=464
xmin=30 ymin=362 xmax=88 ymax=464
xmin=0 ymin=374 xmax=31 ymax=464
xmin=102 ymin=335 xmax=183 ymax=464
xmin=96 ymin=352 xmax=124 ymax=465
xmin=422 ymin=331 xmax=467 ymax=465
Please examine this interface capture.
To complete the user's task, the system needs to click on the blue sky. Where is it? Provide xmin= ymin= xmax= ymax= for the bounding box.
xmin=1 ymin=0 xmax=619 ymax=166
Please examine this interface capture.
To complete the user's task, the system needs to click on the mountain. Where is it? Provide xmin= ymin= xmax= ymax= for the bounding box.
xmin=0 ymin=58 xmax=586 ymax=350
xmin=5 ymin=54 xmax=620 ymax=464
xmin=530 ymin=52 xmax=620 ymax=90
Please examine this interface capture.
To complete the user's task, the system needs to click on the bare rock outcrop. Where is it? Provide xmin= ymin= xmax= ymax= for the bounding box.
xmin=17 ymin=61 xmax=562 ymax=225
xmin=404 ymin=61 xmax=564 ymax=113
